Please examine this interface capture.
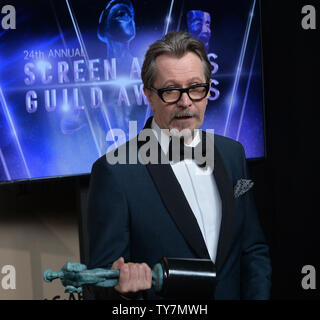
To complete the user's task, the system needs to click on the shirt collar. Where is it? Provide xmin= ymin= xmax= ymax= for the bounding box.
xmin=151 ymin=118 xmax=201 ymax=154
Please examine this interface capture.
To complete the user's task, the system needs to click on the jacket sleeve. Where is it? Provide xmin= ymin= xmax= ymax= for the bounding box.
xmin=238 ymin=145 xmax=272 ymax=300
xmin=86 ymin=158 xmax=130 ymax=270
xmin=84 ymin=158 xmax=131 ymax=300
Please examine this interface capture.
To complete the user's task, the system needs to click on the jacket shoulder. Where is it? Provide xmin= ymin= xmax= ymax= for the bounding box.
xmin=213 ymin=134 xmax=244 ymax=153
xmin=212 ymin=134 xmax=247 ymax=179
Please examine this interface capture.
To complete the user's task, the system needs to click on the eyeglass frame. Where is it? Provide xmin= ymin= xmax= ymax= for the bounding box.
xmin=148 ymin=83 xmax=210 ymax=104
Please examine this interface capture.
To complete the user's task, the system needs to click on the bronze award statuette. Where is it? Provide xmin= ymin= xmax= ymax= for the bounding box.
xmin=44 ymin=258 xmax=217 ymax=299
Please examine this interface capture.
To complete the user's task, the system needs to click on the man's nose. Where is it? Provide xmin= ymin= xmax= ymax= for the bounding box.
xmin=178 ymin=91 xmax=192 ymax=107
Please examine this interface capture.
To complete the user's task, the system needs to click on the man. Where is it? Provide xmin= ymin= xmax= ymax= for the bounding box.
xmin=87 ymin=32 xmax=271 ymax=300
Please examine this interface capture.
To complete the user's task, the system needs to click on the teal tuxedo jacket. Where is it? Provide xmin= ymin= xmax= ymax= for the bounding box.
xmin=86 ymin=117 xmax=271 ymax=299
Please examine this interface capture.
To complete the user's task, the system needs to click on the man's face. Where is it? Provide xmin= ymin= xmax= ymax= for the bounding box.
xmin=144 ymin=52 xmax=210 ymax=134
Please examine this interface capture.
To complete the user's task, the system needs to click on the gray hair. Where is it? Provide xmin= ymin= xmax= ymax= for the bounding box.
xmin=141 ymin=32 xmax=212 ymax=88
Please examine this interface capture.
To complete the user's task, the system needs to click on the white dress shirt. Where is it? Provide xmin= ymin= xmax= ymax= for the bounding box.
xmin=151 ymin=119 xmax=222 ymax=263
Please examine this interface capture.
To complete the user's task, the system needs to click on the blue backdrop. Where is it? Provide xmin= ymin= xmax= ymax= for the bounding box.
xmin=0 ymin=0 xmax=265 ymax=182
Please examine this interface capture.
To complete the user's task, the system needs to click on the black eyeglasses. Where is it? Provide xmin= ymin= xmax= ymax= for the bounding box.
xmin=149 ymin=83 xmax=210 ymax=104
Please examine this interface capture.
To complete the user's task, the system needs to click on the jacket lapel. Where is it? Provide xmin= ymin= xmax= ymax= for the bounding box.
xmin=212 ymin=141 xmax=237 ymax=273
xmin=146 ymin=162 xmax=211 ymax=259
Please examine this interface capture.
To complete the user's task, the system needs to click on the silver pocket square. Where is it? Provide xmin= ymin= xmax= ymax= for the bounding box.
xmin=234 ymin=179 xmax=254 ymax=198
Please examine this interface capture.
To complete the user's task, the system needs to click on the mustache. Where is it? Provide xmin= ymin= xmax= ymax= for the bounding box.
xmin=171 ymin=111 xmax=197 ymax=120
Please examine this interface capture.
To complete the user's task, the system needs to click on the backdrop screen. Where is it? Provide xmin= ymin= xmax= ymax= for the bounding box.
xmin=0 ymin=0 xmax=265 ymax=182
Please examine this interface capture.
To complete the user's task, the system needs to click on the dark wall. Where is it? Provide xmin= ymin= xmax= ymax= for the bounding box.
xmin=0 ymin=178 xmax=81 ymax=299
xmin=248 ymin=0 xmax=318 ymax=299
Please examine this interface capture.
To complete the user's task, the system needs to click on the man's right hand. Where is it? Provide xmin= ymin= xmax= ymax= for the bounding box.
xmin=111 ymin=257 xmax=152 ymax=297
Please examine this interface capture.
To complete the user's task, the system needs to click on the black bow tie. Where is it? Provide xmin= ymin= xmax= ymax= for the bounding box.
xmin=168 ymin=136 xmax=208 ymax=168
